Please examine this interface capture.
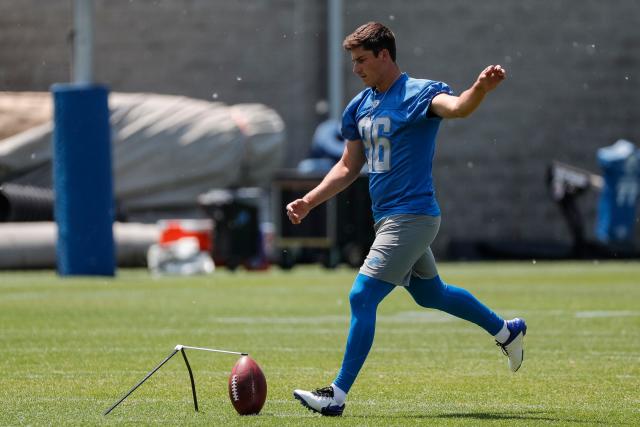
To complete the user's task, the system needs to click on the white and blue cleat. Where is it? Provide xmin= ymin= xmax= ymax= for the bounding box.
xmin=496 ymin=318 xmax=527 ymax=372
xmin=293 ymin=386 xmax=345 ymax=416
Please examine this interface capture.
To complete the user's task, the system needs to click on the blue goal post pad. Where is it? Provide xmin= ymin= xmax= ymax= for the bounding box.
xmin=51 ymin=83 xmax=115 ymax=276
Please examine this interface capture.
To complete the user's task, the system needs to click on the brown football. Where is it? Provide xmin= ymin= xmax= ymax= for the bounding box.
xmin=228 ymin=355 xmax=267 ymax=415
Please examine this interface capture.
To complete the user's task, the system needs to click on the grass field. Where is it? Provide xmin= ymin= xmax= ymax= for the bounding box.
xmin=1 ymin=262 xmax=639 ymax=426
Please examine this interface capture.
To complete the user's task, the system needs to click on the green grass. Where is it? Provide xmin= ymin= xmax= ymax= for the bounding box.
xmin=1 ymin=262 xmax=639 ymax=426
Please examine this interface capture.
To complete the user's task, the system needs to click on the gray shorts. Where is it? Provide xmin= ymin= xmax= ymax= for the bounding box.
xmin=359 ymin=214 xmax=440 ymax=286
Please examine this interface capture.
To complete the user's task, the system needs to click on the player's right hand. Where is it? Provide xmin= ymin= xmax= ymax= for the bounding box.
xmin=475 ymin=64 xmax=506 ymax=93
xmin=286 ymin=199 xmax=311 ymax=224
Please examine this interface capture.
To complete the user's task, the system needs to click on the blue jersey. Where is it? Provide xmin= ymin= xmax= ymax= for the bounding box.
xmin=341 ymin=73 xmax=452 ymax=222
xmin=596 ymin=140 xmax=640 ymax=244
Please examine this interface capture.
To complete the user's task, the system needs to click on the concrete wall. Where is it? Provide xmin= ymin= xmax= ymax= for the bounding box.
xmin=341 ymin=1 xmax=640 ymax=253
xmin=0 ymin=0 xmax=326 ymax=165
xmin=1 ymin=0 xmax=639 ymax=254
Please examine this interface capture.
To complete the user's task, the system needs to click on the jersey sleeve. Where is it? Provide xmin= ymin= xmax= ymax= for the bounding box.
xmin=408 ymin=81 xmax=453 ymax=122
xmin=341 ymin=91 xmax=367 ymax=141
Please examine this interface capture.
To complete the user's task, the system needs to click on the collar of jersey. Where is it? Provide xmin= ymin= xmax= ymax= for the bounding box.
xmin=372 ymin=72 xmax=408 ymax=98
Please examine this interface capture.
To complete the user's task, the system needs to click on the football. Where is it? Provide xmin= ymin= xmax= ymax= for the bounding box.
xmin=228 ymin=355 xmax=267 ymax=415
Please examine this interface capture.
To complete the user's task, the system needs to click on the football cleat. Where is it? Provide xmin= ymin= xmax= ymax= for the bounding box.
xmin=293 ymin=386 xmax=345 ymax=416
xmin=496 ymin=317 xmax=527 ymax=372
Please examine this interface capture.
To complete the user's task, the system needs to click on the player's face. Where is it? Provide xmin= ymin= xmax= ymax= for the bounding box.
xmin=350 ymin=46 xmax=386 ymax=89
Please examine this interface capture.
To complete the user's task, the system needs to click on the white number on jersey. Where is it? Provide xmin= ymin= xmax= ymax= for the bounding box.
xmin=359 ymin=116 xmax=391 ymax=173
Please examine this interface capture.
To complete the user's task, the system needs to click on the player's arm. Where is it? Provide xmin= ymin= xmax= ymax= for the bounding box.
xmin=430 ymin=65 xmax=506 ymax=119
xmin=286 ymin=139 xmax=365 ymax=224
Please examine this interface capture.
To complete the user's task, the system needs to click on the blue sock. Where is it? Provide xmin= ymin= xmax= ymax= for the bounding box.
xmin=406 ymin=275 xmax=504 ymax=335
xmin=333 ymin=273 xmax=395 ymax=394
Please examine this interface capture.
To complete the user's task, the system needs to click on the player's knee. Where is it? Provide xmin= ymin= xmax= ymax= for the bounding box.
xmin=409 ymin=275 xmax=447 ymax=308
xmin=349 ymin=284 xmax=370 ymax=311
xmin=349 ymin=274 xmax=390 ymax=312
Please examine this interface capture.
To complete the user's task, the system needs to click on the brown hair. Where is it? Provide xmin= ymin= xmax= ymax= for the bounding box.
xmin=343 ymin=22 xmax=396 ymax=62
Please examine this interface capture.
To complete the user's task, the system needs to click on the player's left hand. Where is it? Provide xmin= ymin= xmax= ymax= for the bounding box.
xmin=475 ymin=65 xmax=506 ymax=93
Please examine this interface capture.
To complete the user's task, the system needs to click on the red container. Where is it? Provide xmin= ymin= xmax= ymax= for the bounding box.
xmin=158 ymin=219 xmax=213 ymax=252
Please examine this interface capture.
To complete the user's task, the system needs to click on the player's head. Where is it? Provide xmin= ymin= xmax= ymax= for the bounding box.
xmin=343 ymin=22 xmax=397 ymax=89
xmin=343 ymin=22 xmax=396 ymax=62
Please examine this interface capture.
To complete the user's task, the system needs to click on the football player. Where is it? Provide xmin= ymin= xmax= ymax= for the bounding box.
xmin=288 ymin=22 xmax=526 ymax=416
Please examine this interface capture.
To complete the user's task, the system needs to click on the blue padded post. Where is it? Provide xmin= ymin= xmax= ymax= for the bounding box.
xmin=51 ymin=84 xmax=115 ymax=276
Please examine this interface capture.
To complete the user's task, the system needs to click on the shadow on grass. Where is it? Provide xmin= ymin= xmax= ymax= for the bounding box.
xmin=347 ymin=410 xmax=621 ymax=425
xmin=435 ymin=411 xmax=573 ymax=423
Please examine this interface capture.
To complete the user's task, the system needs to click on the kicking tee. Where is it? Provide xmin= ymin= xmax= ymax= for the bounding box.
xmin=341 ymin=73 xmax=452 ymax=222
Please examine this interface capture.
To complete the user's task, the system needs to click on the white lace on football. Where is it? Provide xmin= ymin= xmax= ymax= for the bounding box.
xmin=230 ymin=374 xmax=240 ymax=401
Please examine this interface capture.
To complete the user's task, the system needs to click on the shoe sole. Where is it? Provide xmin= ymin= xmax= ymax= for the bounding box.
xmin=512 ymin=348 xmax=523 ymax=372
xmin=293 ymin=392 xmax=343 ymax=417
xmin=510 ymin=329 xmax=526 ymax=372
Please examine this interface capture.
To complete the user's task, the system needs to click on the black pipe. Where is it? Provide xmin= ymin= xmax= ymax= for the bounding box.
xmin=0 ymin=183 xmax=54 ymax=222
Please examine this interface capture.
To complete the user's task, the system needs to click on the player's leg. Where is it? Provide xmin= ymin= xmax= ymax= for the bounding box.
xmin=408 ymin=249 xmax=503 ymax=333
xmin=333 ymin=215 xmax=438 ymax=389
xmin=409 ymin=248 xmax=527 ymax=372
xmin=294 ymin=215 xmax=430 ymax=416
xmin=293 ymin=273 xmax=394 ymax=416
xmin=333 ymin=273 xmax=395 ymax=392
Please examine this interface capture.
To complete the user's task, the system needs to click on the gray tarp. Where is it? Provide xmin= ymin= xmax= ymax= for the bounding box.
xmin=0 ymin=93 xmax=285 ymax=214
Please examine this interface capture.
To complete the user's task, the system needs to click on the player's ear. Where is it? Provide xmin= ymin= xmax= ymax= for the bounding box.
xmin=374 ymin=49 xmax=387 ymax=61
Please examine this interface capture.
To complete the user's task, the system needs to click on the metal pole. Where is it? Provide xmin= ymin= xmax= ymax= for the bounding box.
xmin=328 ymin=0 xmax=343 ymax=121
xmin=73 ymin=0 xmax=94 ymax=84
xmin=178 ymin=345 xmax=248 ymax=356
xmin=180 ymin=348 xmax=199 ymax=412
xmin=104 ymin=345 xmax=247 ymax=415
xmin=103 ymin=349 xmax=179 ymax=415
